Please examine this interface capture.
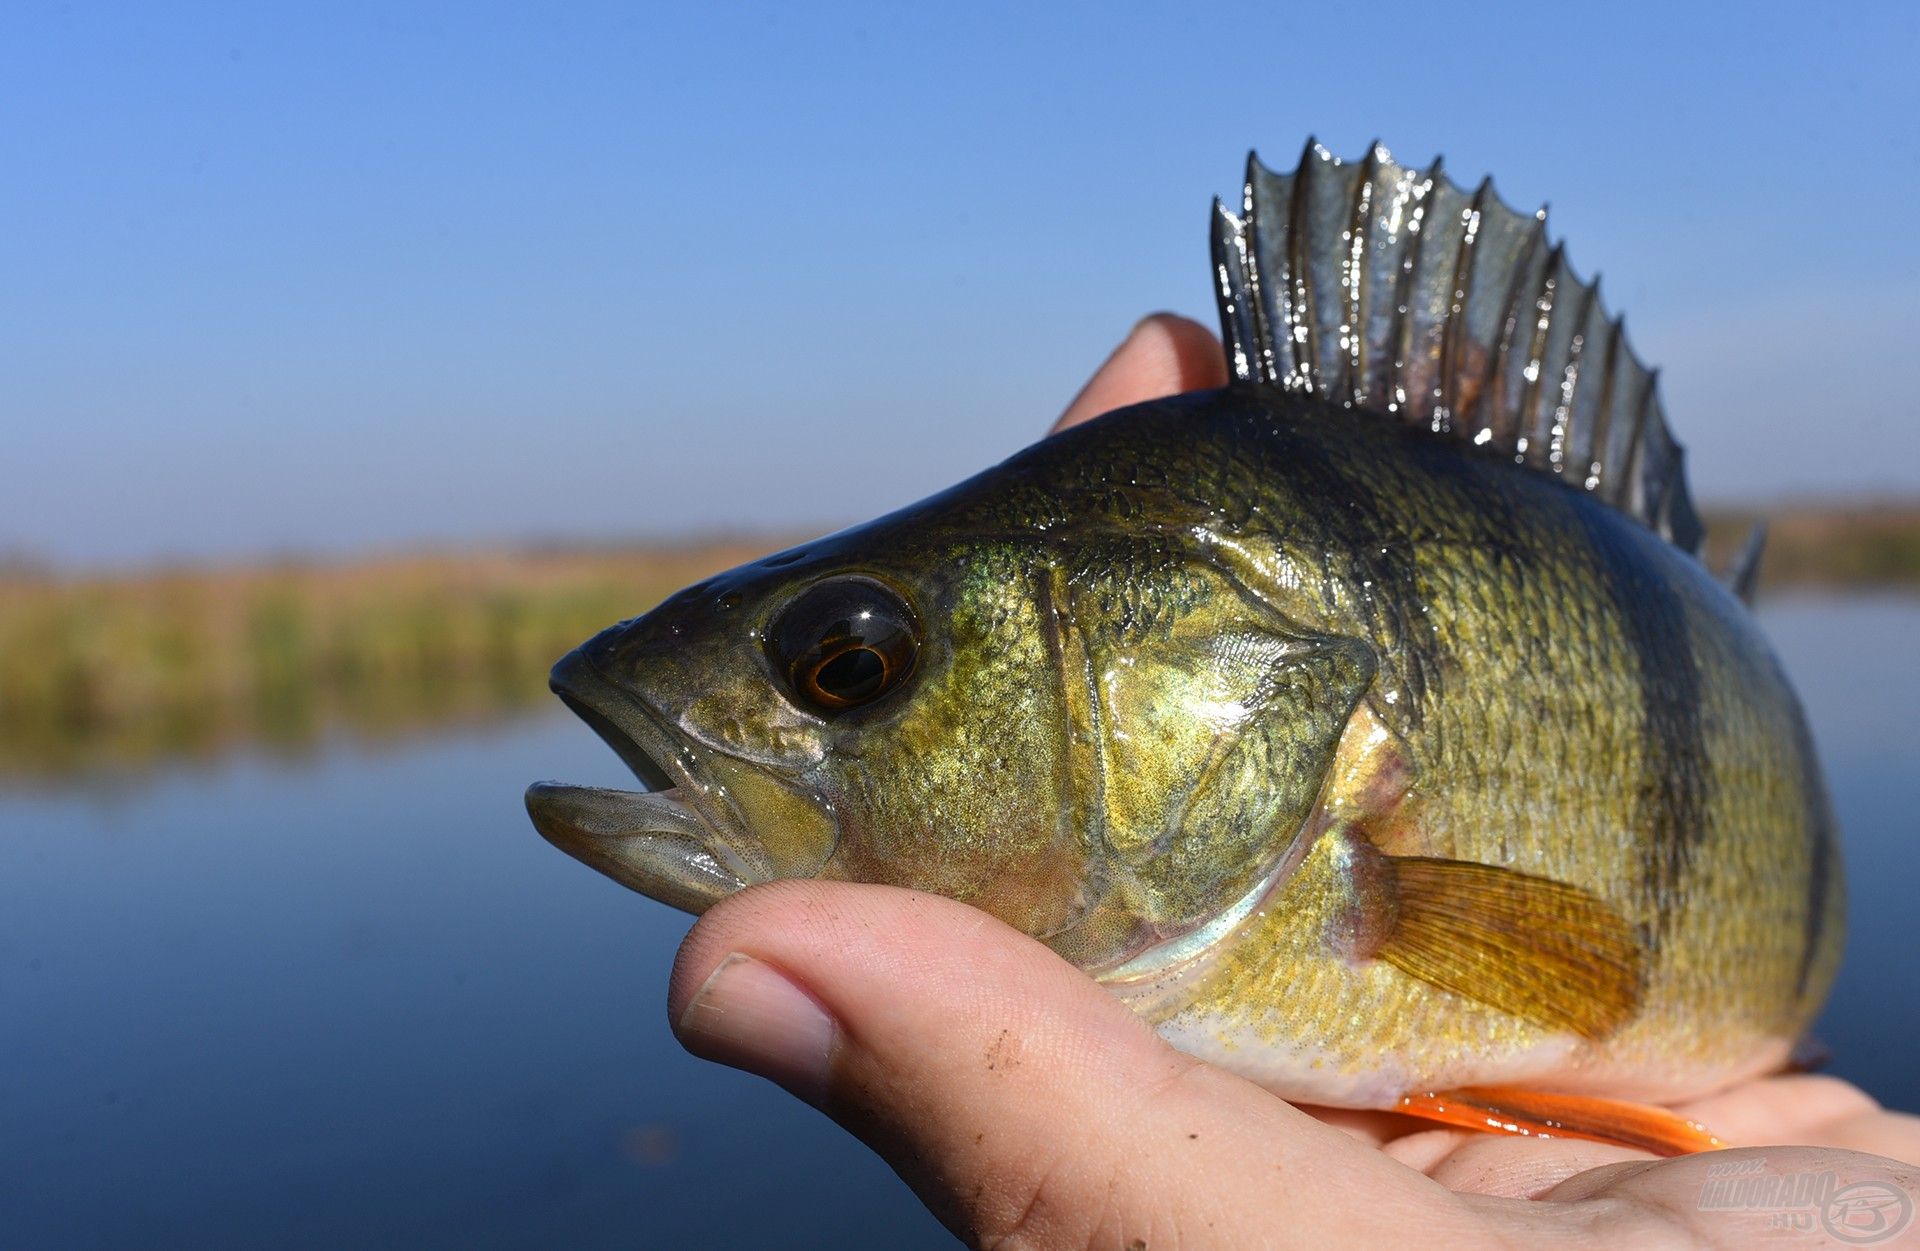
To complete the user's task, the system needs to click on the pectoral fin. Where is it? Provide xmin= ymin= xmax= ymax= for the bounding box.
xmin=1375 ymin=855 xmax=1645 ymax=1039
xmin=1396 ymin=1086 xmax=1723 ymax=1156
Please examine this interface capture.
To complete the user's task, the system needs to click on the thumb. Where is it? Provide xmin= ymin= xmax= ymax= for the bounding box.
xmin=667 ymin=880 xmax=1468 ymax=1248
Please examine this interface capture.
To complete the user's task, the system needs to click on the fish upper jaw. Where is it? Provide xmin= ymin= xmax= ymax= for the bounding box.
xmin=525 ymin=646 xmax=761 ymax=913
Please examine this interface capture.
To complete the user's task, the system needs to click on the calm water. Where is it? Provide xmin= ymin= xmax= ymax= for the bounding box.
xmin=3 ymin=595 xmax=1916 ymax=1248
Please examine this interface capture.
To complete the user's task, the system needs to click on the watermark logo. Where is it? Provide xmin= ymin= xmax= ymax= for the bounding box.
xmin=1698 ymin=1156 xmax=1913 ymax=1244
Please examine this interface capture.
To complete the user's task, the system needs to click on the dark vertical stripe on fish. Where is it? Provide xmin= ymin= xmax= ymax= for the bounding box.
xmin=1251 ymin=410 xmax=1441 ymax=724
xmin=1571 ymin=504 xmax=1708 ymax=940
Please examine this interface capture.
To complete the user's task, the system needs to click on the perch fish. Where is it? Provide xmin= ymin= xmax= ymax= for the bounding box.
xmin=527 ymin=141 xmax=1842 ymax=1155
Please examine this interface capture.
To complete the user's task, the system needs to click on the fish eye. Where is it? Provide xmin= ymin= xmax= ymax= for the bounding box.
xmin=767 ymin=577 xmax=919 ymax=715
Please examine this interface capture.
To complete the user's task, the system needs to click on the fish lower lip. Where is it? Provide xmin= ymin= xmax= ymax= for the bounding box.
xmin=525 ymin=781 xmax=748 ymax=913
xmin=525 ymin=781 xmax=708 ymax=840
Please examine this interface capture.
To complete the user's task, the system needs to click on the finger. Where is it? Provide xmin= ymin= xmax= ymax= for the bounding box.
xmin=1384 ymin=1129 xmax=1652 ymax=1199
xmin=1051 ymin=312 xmax=1227 ymax=432
xmin=1678 ymin=1074 xmax=1920 ymax=1161
xmin=1543 ymin=1147 xmax=1920 ymax=1247
xmin=1677 ymin=1075 xmax=1879 ymax=1146
xmin=667 ymin=880 xmax=1476 ymax=1249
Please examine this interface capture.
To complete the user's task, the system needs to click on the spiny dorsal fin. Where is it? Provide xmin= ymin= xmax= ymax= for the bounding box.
xmin=1211 ymin=138 xmax=1705 ymax=556
xmin=1726 ymin=521 xmax=1767 ymax=603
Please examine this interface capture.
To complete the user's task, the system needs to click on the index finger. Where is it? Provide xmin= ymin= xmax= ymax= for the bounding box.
xmin=1052 ymin=312 xmax=1228 ymax=432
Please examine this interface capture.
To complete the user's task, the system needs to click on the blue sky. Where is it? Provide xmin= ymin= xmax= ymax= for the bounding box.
xmin=4 ymin=1 xmax=1917 ymax=566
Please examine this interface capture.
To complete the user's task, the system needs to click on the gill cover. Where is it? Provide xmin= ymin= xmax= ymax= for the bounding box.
xmin=1042 ymin=553 xmax=1376 ymax=971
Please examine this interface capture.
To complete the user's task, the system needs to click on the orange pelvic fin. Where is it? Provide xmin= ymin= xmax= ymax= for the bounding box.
xmin=1395 ymin=1085 xmax=1725 ymax=1157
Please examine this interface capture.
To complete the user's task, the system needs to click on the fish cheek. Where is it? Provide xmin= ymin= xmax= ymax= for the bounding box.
xmin=817 ymin=584 xmax=1091 ymax=936
xmin=676 ymin=681 xmax=839 ymax=879
xmin=701 ymin=753 xmax=840 ymax=879
xmin=670 ymin=628 xmax=828 ymax=756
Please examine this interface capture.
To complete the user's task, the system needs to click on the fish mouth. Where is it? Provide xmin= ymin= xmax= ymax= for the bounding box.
xmin=525 ymin=648 xmax=752 ymax=914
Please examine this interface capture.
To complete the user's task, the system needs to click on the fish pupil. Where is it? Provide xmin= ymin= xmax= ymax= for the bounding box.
xmin=813 ymin=646 xmax=887 ymax=702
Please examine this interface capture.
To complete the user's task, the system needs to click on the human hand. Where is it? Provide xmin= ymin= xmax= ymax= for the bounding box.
xmin=668 ymin=317 xmax=1920 ymax=1248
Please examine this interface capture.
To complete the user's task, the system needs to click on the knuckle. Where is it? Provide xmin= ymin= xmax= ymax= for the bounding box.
xmin=974 ymin=1147 xmax=1128 ymax=1251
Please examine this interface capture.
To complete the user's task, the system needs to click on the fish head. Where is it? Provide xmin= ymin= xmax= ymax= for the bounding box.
xmin=526 ymin=518 xmax=1100 ymax=939
xmin=528 ymin=482 xmax=1379 ymax=986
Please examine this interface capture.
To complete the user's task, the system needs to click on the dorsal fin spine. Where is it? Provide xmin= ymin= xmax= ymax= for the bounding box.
xmin=1552 ymin=255 xmax=1602 ymax=481
xmin=1528 ymin=242 xmax=1565 ymax=470
xmin=1434 ymin=178 xmax=1492 ymax=434
xmin=1491 ymin=224 xmax=1554 ymax=452
xmin=1385 ymin=158 xmax=1441 ymax=416
xmin=1285 ymin=138 xmax=1321 ymax=393
xmin=1590 ymin=311 xmax=1629 ymax=502
xmin=1342 ymin=143 xmax=1383 ymax=406
xmin=1527 ymin=241 xmax=1568 ymax=465
xmin=1615 ymin=359 xmax=1658 ymax=513
xmin=1239 ymin=152 xmax=1278 ymax=386
xmin=1727 ymin=522 xmax=1767 ymax=603
xmin=1566 ymin=273 xmax=1607 ymax=487
xmin=1210 ymin=198 xmax=1256 ymax=383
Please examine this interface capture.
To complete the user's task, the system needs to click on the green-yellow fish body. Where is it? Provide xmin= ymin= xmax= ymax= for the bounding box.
xmin=526 ymin=142 xmax=1840 ymax=1144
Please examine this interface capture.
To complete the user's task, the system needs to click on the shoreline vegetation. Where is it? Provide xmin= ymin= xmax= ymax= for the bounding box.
xmin=3 ymin=504 xmax=1917 ymax=781
xmin=0 ymin=538 xmax=792 ymax=781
